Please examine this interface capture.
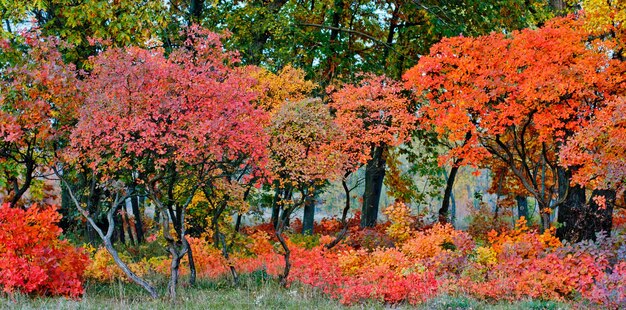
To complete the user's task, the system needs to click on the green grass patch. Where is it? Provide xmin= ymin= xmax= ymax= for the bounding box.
xmin=0 ymin=276 xmax=572 ymax=310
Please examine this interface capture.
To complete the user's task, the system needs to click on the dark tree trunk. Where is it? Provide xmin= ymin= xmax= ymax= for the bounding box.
xmin=276 ymin=217 xmax=291 ymax=287
xmin=556 ymin=168 xmax=588 ymax=242
xmin=271 ymin=187 xmax=281 ymax=229
xmin=302 ymin=195 xmax=315 ymax=235
xmin=188 ymin=0 xmax=204 ymax=24
xmin=247 ymin=0 xmax=288 ymax=65
xmin=131 ymin=194 xmax=144 ymax=243
xmin=585 ymin=189 xmax=616 ymax=240
xmin=323 ymin=0 xmax=344 ymax=85
xmin=440 ymin=165 xmax=460 ymax=223
xmin=382 ymin=5 xmax=399 ymax=75
xmin=219 ymin=233 xmax=239 ymax=285
xmin=450 ymin=188 xmax=457 ymax=226
xmin=550 ymin=0 xmax=565 ymax=12
xmin=556 ymin=184 xmax=587 ymax=242
xmin=516 ymin=195 xmax=528 ymax=220
xmin=115 ymin=212 xmax=125 ymax=244
xmin=361 ymin=146 xmax=386 ymax=227
xmin=186 ymin=237 xmax=196 ymax=286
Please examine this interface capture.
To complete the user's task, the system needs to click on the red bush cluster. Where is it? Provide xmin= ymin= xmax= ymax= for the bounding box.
xmin=0 ymin=204 xmax=89 ymax=298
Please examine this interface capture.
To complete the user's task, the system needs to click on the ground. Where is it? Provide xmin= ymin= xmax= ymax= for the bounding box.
xmin=0 ymin=274 xmax=571 ymax=310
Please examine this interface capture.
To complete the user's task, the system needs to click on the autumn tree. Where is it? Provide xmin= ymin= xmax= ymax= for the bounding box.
xmin=582 ymin=0 xmax=626 ymax=57
xmin=267 ymin=98 xmax=344 ymax=284
xmin=404 ymin=17 xmax=625 ymax=241
xmin=329 ymin=74 xmax=415 ymax=227
xmin=560 ymin=96 xmax=626 ymax=236
xmin=0 ymin=35 xmax=79 ymax=207
xmin=63 ymin=26 xmax=268 ymax=299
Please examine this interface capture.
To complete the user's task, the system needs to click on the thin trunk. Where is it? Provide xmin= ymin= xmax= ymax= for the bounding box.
xmin=382 ymin=5 xmax=399 ymax=73
xmin=105 ymin=241 xmax=158 ymax=298
xmin=220 ymin=233 xmax=239 ymax=285
xmin=326 ymin=176 xmax=351 ymax=249
xmin=121 ymin=209 xmax=135 ymax=246
xmin=234 ymin=213 xmax=242 ymax=233
xmin=450 ymin=187 xmax=457 ymax=226
xmin=56 ymin=174 xmax=158 ymax=298
xmin=116 ymin=212 xmax=125 ymax=244
xmin=302 ymin=195 xmax=315 ymax=235
xmin=186 ymin=237 xmax=196 ymax=286
xmin=361 ymin=146 xmax=386 ymax=227
xmin=276 ymin=216 xmax=291 ymax=287
xmin=188 ymin=0 xmax=204 ymax=24
xmin=324 ymin=0 xmax=344 ymax=85
xmin=9 ymin=160 xmax=34 ymax=208
xmin=516 ymin=195 xmax=528 ymax=220
xmin=131 ymin=194 xmax=144 ymax=243
xmin=271 ymin=187 xmax=281 ymax=229
xmin=440 ymin=165 xmax=460 ymax=223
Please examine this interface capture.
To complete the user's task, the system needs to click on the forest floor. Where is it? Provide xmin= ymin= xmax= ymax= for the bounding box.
xmin=0 ymin=274 xmax=571 ymax=310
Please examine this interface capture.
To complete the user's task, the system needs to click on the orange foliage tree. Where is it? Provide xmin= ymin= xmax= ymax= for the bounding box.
xmin=404 ymin=16 xmax=626 ymax=241
xmin=560 ymin=96 xmax=626 ymax=233
xmin=329 ymin=74 xmax=416 ymax=228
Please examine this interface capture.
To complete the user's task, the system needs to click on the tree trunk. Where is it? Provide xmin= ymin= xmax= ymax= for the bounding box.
xmin=188 ymin=0 xmax=204 ymax=24
xmin=450 ymin=187 xmax=457 ymax=226
xmin=131 ymin=194 xmax=144 ymax=243
xmin=323 ymin=0 xmax=344 ymax=85
xmin=121 ymin=209 xmax=135 ymax=246
xmin=167 ymin=245 xmax=185 ymax=300
xmin=361 ymin=146 xmax=386 ymax=227
xmin=382 ymin=4 xmax=399 ymax=75
xmin=550 ymin=0 xmax=565 ymax=12
xmin=302 ymin=195 xmax=315 ymax=235
xmin=104 ymin=241 xmax=158 ymax=298
xmin=271 ymin=188 xmax=281 ymax=229
xmin=115 ymin=212 xmax=125 ymax=244
xmin=556 ymin=184 xmax=587 ymax=242
xmin=516 ymin=195 xmax=528 ymax=220
xmin=276 ymin=219 xmax=291 ymax=287
xmin=219 ymin=232 xmax=239 ymax=285
xmin=186 ymin=237 xmax=196 ymax=286
xmin=540 ymin=210 xmax=551 ymax=232
xmin=585 ymin=189 xmax=616 ymax=240
xmin=556 ymin=168 xmax=588 ymax=242
xmin=440 ymin=165 xmax=460 ymax=223
xmin=325 ymin=176 xmax=351 ymax=249
xmin=56 ymin=172 xmax=158 ymax=298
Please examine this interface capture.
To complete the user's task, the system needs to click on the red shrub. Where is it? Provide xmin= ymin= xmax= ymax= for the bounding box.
xmin=0 ymin=203 xmax=89 ymax=298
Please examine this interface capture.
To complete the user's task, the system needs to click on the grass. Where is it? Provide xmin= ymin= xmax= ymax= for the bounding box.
xmin=0 ymin=273 xmax=572 ymax=310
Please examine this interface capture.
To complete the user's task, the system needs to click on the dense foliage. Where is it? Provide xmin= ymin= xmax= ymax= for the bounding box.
xmin=0 ymin=0 xmax=625 ymax=307
xmin=0 ymin=203 xmax=88 ymax=298
xmin=82 ymin=211 xmax=626 ymax=307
